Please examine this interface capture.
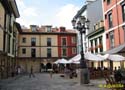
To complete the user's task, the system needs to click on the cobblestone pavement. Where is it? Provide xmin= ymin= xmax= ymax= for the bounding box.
xmin=0 ymin=73 xmax=108 ymax=90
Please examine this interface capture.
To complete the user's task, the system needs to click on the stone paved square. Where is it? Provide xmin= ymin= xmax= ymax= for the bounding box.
xmin=0 ymin=73 xmax=109 ymax=90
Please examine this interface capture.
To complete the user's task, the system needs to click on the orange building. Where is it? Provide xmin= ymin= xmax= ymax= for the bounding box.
xmin=103 ymin=0 xmax=125 ymax=50
xmin=103 ymin=0 xmax=125 ymax=68
xmin=58 ymin=27 xmax=77 ymax=58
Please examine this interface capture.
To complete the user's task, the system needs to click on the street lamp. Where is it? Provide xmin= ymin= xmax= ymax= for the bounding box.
xmin=71 ymin=16 xmax=90 ymax=84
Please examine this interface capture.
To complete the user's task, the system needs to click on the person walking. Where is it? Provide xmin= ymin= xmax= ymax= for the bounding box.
xmin=50 ymin=69 xmax=53 ymax=78
xmin=29 ymin=65 xmax=35 ymax=78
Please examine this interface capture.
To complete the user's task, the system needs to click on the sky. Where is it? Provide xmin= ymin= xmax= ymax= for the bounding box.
xmin=16 ymin=0 xmax=86 ymax=29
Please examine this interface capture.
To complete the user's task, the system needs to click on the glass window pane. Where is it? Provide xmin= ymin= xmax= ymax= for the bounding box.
xmin=31 ymin=48 xmax=36 ymax=57
xmin=47 ymin=48 xmax=51 ymax=57
xmin=122 ymin=5 xmax=125 ymax=22
xmin=47 ymin=38 xmax=51 ymax=46
xmin=62 ymin=38 xmax=66 ymax=46
xmin=31 ymin=38 xmax=36 ymax=46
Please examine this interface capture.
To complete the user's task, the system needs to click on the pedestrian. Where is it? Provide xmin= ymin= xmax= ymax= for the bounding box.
xmin=29 ymin=65 xmax=35 ymax=78
xmin=17 ymin=66 xmax=21 ymax=75
xmin=50 ymin=69 xmax=53 ymax=78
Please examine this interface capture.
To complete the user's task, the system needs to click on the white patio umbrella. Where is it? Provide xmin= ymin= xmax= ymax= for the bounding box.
xmin=54 ymin=59 xmax=61 ymax=64
xmin=68 ymin=52 xmax=105 ymax=63
xmin=108 ymin=54 xmax=125 ymax=61
xmin=58 ymin=58 xmax=69 ymax=64
xmin=54 ymin=58 xmax=69 ymax=64
xmin=84 ymin=52 xmax=105 ymax=61
xmin=68 ymin=54 xmax=81 ymax=63
xmin=72 ymin=61 xmax=80 ymax=64
xmin=105 ymin=54 xmax=125 ymax=61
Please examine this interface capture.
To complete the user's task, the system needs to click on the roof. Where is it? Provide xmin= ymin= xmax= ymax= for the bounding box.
xmin=103 ymin=43 xmax=125 ymax=54
xmin=73 ymin=5 xmax=87 ymax=19
xmin=19 ymin=26 xmax=77 ymax=35
xmin=2 ymin=0 xmax=20 ymax=18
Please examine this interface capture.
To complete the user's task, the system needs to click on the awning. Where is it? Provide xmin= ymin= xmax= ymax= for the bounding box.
xmin=103 ymin=43 xmax=125 ymax=54
xmin=68 ymin=52 xmax=105 ymax=63
xmin=85 ymin=52 xmax=105 ymax=61
xmin=54 ymin=58 xmax=69 ymax=64
xmin=98 ymin=54 xmax=125 ymax=61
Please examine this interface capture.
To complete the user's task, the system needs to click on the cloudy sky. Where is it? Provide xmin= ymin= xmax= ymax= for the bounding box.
xmin=16 ymin=0 xmax=85 ymax=29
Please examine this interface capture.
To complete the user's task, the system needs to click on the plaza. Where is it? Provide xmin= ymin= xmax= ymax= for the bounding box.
xmin=0 ymin=73 xmax=108 ymax=90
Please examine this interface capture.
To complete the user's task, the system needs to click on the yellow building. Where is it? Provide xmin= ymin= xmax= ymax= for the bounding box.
xmin=18 ymin=25 xmax=77 ymax=73
xmin=0 ymin=0 xmax=20 ymax=79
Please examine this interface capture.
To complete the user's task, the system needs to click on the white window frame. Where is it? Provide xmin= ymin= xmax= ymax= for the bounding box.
xmin=72 ymin=37 xmax=76 ymax=43
xmin=72 ymin=48 xmax=76 ymax=54
xmin=61 ymin=48 xmax=67 ymax=57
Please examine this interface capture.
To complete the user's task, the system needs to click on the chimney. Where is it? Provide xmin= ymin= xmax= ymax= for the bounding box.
xmin=60 ymin=27 xmax=66 ymax=32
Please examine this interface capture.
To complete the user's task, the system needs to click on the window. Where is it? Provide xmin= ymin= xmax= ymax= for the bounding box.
xmin=8 ymin=14 xmax=12 ymax=33
xmin=47 ymin=48 xmax=51 ymax=57
xmin=105 ymin=15 xmax=107 ymax=19
xmin=31 ymin=48 xmax=36 ymax=57
xmin=62 ymin=37 xmax=67 ymax=46
xmin=31 ymin=37 xmax=36 ymax=46
xmin=109 ymin=31 xmax=115 ymax=48
xmin=22 ymin=48 xmax=26 ymax=54
xmin=106 ymin=33 xmax=109 ymax=39
xmin=90 ymin=40 xmax=93 ymax=47
xmin=12 ymin=39 xmax=15 ymax=54
xmin=6 ymin=14 xmax=10 ymax=31
xmin=108 ymin=13 xmax=113 ymax=28
xmin=47 ymin=38 xmax=51 ymax=46
xmin=122 ymin=4 xmax=125 ymax=22
xmin=99 ymin=37 xmax=102 ymax=44
xmin=8 ymin=35 xmax=11 ymax=53
xmin=22 ymin=37 xmax=26 ymax=43
xmin=72 ymin=48 xmax=76 ymax=54
xmin=95 ymin=39 xmax=98 ymax=53
xmin=99 ymin=37 xmax=103 ymax=52
xmin=123 ymin=25 xmax=125 ymax=42
xmin=90 ymin=40 xmax=93 ymax=53
xmin=62 ymin=48 xmax=67 ymax=57
xmin=47 ymin=27 xmax=51 ymax=32
xmin=31 ymin=26 xmax=37 ymax=32
xmin=107 ymin=0 xmax=111 ymax=5
xmin=72 ymin=37 xmax=76 ymax=43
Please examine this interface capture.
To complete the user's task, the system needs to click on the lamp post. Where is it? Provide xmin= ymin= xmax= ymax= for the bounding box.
xmin=71 ymin=16 xmax=90 ymax=84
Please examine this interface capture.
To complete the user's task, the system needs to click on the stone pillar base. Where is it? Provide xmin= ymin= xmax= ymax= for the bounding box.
xmin=79 ymin=68 xmax=90 ymax=84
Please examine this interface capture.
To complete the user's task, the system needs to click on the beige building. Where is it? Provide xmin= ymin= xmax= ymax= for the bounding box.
xmin=0 ymin=0 xmax=20 ymax=79
xmin=18 ymin=25 xmax=77 ymax=73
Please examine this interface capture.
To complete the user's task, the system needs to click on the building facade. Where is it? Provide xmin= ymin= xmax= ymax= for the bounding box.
xmin=87 ymin=0 xmax=104 ymax=33
xmin=87 ymin=20 xmax=105 ymax=68
xmin=103 ymin=0 xmax=125 ymax=69
xmin=86 ymin=0 xmax=105 ymax=67
xmin=18 ymin=26 xmax=77 ymax=73
xmin=103 ymin=0 xmax=125 ymax=51
xmin=0 ymin=0 xmax=20 ymax=79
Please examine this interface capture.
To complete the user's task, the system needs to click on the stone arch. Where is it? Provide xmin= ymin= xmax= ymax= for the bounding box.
xmin=46 ymin=63 xmax=52 ymax=70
